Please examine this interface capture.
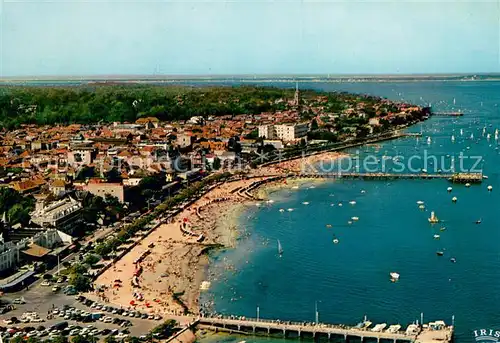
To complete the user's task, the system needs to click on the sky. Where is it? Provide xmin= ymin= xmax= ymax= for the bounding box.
xmin=0 ymin=0 xmax=499 ymax=77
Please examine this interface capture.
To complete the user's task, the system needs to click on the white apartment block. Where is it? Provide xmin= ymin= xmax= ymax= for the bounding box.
xmin=258 ymin=123 xmax=309 ymax=142
xmin=30 ymin=197 xmax=83 ymax=234
xmin=258 ymin=125 xmax=276 ymax=140
xmin=0 ymin=229 xmax=73 ymax=272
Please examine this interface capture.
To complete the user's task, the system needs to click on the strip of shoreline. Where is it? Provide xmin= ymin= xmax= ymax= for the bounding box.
xmin=90 ymin=151 xmax=347 ymax=319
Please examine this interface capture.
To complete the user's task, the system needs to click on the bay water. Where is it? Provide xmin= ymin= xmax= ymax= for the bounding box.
xmin=199 ymin=81 xmax=500 ymax=343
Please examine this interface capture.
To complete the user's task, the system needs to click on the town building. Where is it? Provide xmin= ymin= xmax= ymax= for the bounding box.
xmin=258 ymin=125 xmax=276 ymax=139
xmin=258 ymin=123 xmax=309 ymax=141
xmin=177 ymin=133 xmax=192 ymax=148
xmin=67 ymin=146 xmax=96 ymax=166
xmin=0 ymin=228 xmax=73 ymax=274
xmin=30 ymin=196 xmax=83 ymax=234
xmin=83 ymin=179 xmax=125 ymax=203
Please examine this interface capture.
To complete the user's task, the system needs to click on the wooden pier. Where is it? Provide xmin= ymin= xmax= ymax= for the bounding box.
xmin=289 ymin=172 xmax=483 ymax=184
xmin=198 ymin=317 xmax=454 ymax=343
xmin=432 ymin=112 xmax=464 ymax=117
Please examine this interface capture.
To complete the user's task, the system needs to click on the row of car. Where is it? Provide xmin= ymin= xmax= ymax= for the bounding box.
xmin=0 ymin=323 xmax=132 ymax=341
xmin=77 ymin=295 xmax=162 ymax=321
xmin=51 ymin=306 xmax=133 ymax=327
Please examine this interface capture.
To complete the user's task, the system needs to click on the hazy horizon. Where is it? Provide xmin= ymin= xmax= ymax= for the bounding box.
xmin=2 ymin=72 xmax=500 ymax=82
xmin=1 ymin=1 xmax=498 ymax=77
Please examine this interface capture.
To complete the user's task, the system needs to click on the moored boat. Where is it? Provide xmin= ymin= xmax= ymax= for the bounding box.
xmin=428 ymin=211 xmax=439 ymax=223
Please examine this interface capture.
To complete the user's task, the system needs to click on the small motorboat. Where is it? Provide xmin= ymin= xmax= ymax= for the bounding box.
xmin=349 ymin=201 xmax=357 ymax=205
xmin=488 ymin=185 xmax=493 ymax=191
xmin=390 ymin=272 xmax=400 ymax=282
xmin=437 ymin=251 xmax=444 ymax=256
xmin=440 ymin=227 xmax=447 ymax=231
xmin=450 ymin=258 xmax=457 ymax=263
xmin=351 ymin=216 xmax=359 ymax=221
xmin=287 ymin=208 xmax=294 ymax=212
xmin=326 ymin=224 xmax=332 ymax=228
xmin=417 ymin=200 xmax=425 ymax=205
xmin=465 ymin=183 xmax=471 ymax=188
xmin=476 ymin=218 xmax=482 ymax=224
xmin=333 ymin=237 xmax=339 ymax=244
xmin=452 ymin=196 xmax=458 ymax=203
xmin=433 ymin=234 xmax=440 ymax=239
xmin=279 ymin=209 xmax=285 ymax=212
xmin=302 ymin=202 xmax=310 ymax=205
xmin=447 ymin=187 xmax=453 ymax=192
xmin=419 ymin=205 xmax=425 ymax=210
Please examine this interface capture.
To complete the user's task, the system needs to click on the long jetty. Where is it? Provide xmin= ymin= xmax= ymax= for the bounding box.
xmin=197 ymin=317 xmax=454 ymax=343
xmin=289 ymin=172 xmax=483 ymax=184
xmin=432 ymin=112 xmax=464 ymax=117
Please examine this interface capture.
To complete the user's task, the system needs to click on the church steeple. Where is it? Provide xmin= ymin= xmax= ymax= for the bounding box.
xmin=294 ymin=81 xmax=300 ymax=106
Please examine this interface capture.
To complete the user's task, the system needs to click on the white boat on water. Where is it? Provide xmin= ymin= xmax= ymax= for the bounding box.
xmin=390 ymin=272 xmax=400 ymax=280
xmin=287 ymin=208 xmax=294 ymax=212
xmin=302 ymin=201 xmax=310 ymax=205
xmin=351 ymin=216 xmax=359 ymax=221
xmin=333 ymin=237 xmax=339 ymax=244
xmin=488 ymin=185 xmax=493 ymax=191
xmin=470 ymin=133 xmax=474 ymax=139
xmin=460 ymin=128 xmax=464 ymax=136
xmin=447 ymin=187 xmax=453 ymax=192
xmin=419 ymin=205 xmax=425 ymax=209
xmin=349 ymin=201 xmax=357 ymax=205
xmin=279 ymin=209 xmax=285 ymax=212
xmin=416 ymin=200 xmax=425 ymax=205
xmin=434 ymin=234 xmax=440 ymax=239
xmin=427 ymin=137 xmax=432 ymax=144
xmin=428 ymin=211 xmax=439 ymax=223
xmin=451 ymin=135 xmax=455 ymax=142
xmin=278 ymin=240 xmax=283 ymax=256
xmin=452 ymin=196 xmax=458 ymax=203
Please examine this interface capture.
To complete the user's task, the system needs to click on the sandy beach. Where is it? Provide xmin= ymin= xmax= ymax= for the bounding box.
xmin=92 ymin=151 xmax=347 ymax=317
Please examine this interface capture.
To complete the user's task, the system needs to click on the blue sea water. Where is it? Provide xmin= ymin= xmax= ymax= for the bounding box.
xmin=199 ymin=81 xmax=500 ymax=343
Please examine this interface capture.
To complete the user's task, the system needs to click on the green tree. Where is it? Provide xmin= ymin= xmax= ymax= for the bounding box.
xmin=104 ymin=336 xmax=118 ymax=343
xmin=311 ymin=119 xmax=319 ymax=130
xmin=50 ymin=336 xmax=69 ymax=343
xmin=69 ymin=273 xmax=92 ymax=292
xmin=71 ymin=335 xmax=90 ymax=343
xmin=151 ymin=319 xmax=177 ymax=338
xmin=83 ymin=254 xmax=100 ymax=266
xmin=212 ymin=157 xmax=221 ymax=170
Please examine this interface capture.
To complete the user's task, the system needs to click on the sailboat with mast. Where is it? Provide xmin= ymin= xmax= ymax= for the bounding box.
xmin=428 ymin=211 xmax=440 ymax=224
xmin=277 ymin=239 xmax=283 ymax=256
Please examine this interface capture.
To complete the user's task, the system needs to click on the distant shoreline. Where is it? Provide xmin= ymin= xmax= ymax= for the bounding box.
xmin=1 ymin=74 xmax=500 ymax=83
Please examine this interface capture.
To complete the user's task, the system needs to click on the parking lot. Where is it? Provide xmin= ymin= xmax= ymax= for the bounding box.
xmin=1 ymin=286 xmax=161 ymax=341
